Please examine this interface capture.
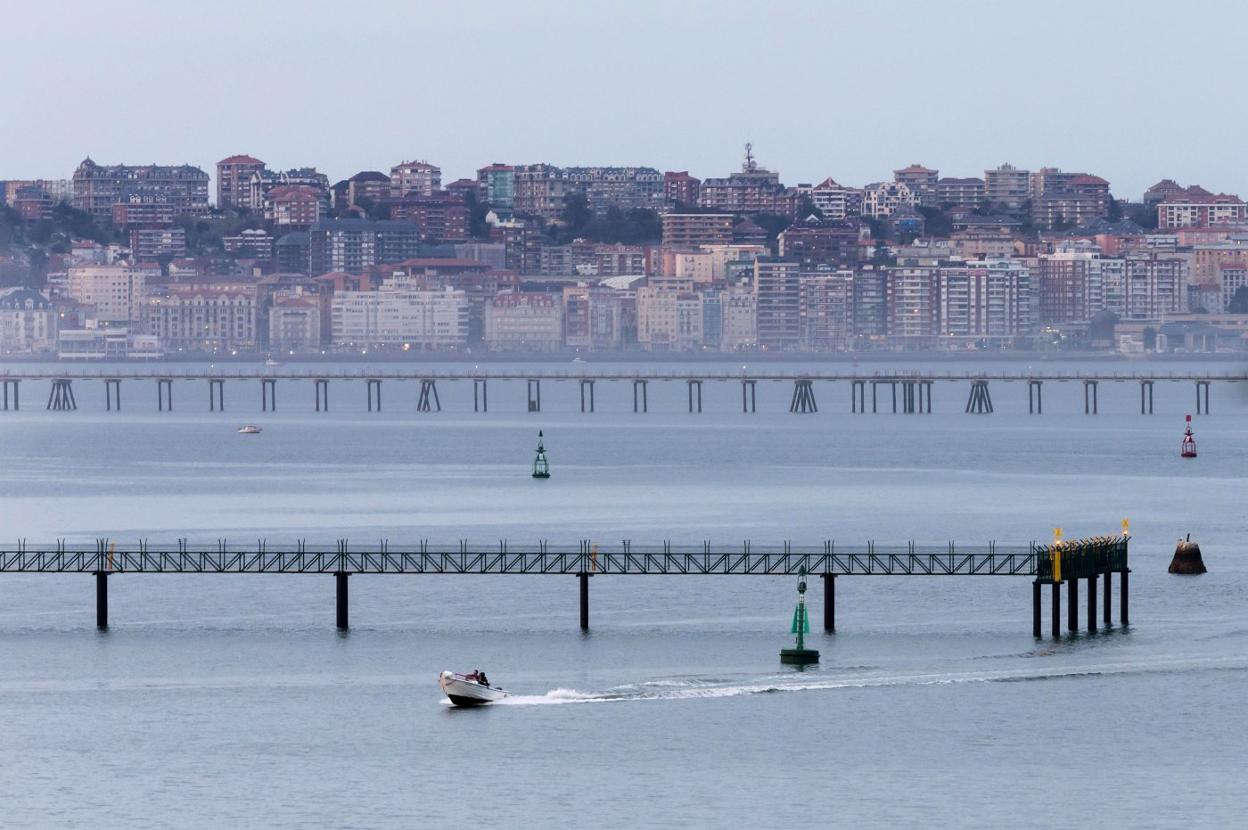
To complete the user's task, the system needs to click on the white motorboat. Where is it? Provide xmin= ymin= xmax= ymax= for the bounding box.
xmin=439 ymin=670 xmax=508 ymax=706
xmin=237 ymin=425 xmax=262 ymax=434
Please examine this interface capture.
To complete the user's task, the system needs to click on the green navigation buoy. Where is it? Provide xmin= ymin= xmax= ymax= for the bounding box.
xmin=780 ymin=567 xmax=819 ymax=665
xmin=532 ymin=430 xmax=551 ymax=479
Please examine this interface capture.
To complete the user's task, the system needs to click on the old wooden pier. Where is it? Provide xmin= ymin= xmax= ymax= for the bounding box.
xmin=0 ymin=369 xmax=1237 ymax=416
xmin=0 ymin=536 xmax=1128 ymax=635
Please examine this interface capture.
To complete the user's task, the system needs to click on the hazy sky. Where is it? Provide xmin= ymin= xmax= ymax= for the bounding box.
xmin=1 ymin=0 xmax=1243 ymax=199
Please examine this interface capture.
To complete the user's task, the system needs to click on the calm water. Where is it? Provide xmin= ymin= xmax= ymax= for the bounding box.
xmin=1 ymin=359 xmax=1246 ymax=828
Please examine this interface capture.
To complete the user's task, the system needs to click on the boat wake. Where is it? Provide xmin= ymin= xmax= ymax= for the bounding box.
xmin=496 ymin=654 xmax=1248 ymax=706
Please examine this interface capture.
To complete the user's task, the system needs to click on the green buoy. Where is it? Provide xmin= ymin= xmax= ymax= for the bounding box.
xmin=780 ymin=567 xmax=819 ymax=665
xmin=532 ymin=430 xmax=551 ymax=479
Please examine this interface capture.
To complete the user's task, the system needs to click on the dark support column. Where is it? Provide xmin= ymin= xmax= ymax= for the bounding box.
xmin=1088 ymin=574 xmax=1097 ymax=632
xmin=1033 ymin=581 xmax=1042 ymax=638
xmin=578 ymin=572 xmax=589 ymax=630
xmin=1103 ymin=570 xmax=1111 ymax=625
xmin=335 ymin=572 xmax=349 ymax=630
xmin=1067 ymin=577 xmax=1078 ymax=632
xmin=822 ymin=574 xmax=835 ymax=632
xmin=94 ymin=571 xmax=108 ymax=629
xmin=1120 ymin=569 xmax=1129 ymax=625
xmin=1051 ymin=582 xmax=1060 ymax=638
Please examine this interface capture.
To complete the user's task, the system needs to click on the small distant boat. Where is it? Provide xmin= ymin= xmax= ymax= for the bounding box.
xmin=264 ymin=358 xmax=280 ymax=367
xmin=439 ymin=670 xmax=508 ymax=706
xmin=237 ymin=425 xmax=262 ymax=434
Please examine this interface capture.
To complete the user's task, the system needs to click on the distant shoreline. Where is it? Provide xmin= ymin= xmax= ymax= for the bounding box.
xmin=2 ymin=350 xmax=1244 ymax=364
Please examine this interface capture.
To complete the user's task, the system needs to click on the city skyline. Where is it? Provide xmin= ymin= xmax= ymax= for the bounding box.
xmin=1 ymin=0 xmax=1245 ymax=197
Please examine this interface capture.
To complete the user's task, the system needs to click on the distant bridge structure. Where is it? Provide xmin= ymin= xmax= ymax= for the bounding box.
xmin=0 ymin=369 xmax=1234 ymax=415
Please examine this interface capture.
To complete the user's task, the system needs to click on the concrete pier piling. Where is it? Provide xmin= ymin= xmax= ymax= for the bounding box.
xmin=472 ymin=378 xmax=487 ymax=412
xmin=741 ymin=379 xmax=756 ymax=413
xmin=1028 ymin=380 xmax=1043 ymax=414
xmin=1084 ymin=380 xmax=1099 ymax=414
xmin=315 ymin=379 xmax=330 ymax=412
xmin=1196 ymin=381 xmax=1210 ymax=414
xmin=1140 ymin=380 xmax=1154 ymax=414
xmin=527 ymin=379 xmax=541 ymax=412
xmin=687 ymin=379 xmax=702 ymax=413
xmin=156 ymin=378 xmax=172 ymax=412
xmin=1 ymin=379 xmax=18 ymax=411
xmin=1032 ymin=581 xmax=1042 ymax=638
xmin=1067 ymin=577 xmax=1078 ymax=632
xmin=580 ymin=379 xmax=595 ymax=413
xmin=417 ymin=379 xmax=441 ymax=412
xmin=335 ymin=572 xmax=349 ymax=630
xmin=822 ymin=573 xmax=836 ymax=632
xmin=94 ymin=571 xmax=108 ymax=629
xmin=632 ymin=379 xmax=648 ymax=413
xmin=208 ymin=378 xmax=224 ymax=412
xmin=965 ymin=380 xmax=993 ymax=414
xmin=261 ymin=379 xmax=277 ymax=412
xmin=366 ymin=379 xmax=382 ymax=412
xmin=789 ymin=379 xmax=817 ymax=413
xmin=48 ymin=378 xmax=77 ymax=411
xmin=578 ymin=571 xmax=590 ymax=630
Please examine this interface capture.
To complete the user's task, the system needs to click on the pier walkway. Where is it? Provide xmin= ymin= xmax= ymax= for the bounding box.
xmin=0 ymin=536 xmax=1128 ymax=636
xmin=0 ymin=369 xmax=1232 ymax=415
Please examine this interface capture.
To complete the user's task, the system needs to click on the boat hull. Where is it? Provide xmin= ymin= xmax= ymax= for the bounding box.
xmin=439 ymin=671 xmax=508 ymax=706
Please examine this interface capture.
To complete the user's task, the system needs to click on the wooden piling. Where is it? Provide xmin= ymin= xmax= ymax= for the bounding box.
xmin=822 ymin=573 xmax=835 ymax=632
xmin=335 ymin=572 xmax=349 ymax=630
xmin=95 ymin=571 xmax=108 ymax=629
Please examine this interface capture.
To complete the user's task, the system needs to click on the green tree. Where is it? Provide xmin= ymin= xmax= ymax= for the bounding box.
xmin=559 ymin=193 xmax=593 ymax=238
xmin=1107 ymin=196 xmax=1123 ymax=221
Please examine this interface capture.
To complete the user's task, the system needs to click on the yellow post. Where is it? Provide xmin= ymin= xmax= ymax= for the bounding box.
xmin=590 ymin=543 xmax=598 ymax=573
xmin=1121 ymin=518 xmax=1130 ymax=538
xmin=1051 ymin=528 xmax=1062 ymax=583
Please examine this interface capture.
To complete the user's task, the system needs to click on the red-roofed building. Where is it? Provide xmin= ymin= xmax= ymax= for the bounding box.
xmin=266 ymin=185 xmax=324 ymax=229
xmin=664 ymin=171 xmax=701 ymax=208
xmin=1157 ymin=186 xmax=1248 ymax=229
xmin=390 ymin=192 xmax=470 ymax=242
xmin=216 ymin=155 xmax=265 ymax=210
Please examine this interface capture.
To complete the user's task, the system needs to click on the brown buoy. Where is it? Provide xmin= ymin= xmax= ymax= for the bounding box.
xmin=1169 ymin=534 xmax=1207 ymax=574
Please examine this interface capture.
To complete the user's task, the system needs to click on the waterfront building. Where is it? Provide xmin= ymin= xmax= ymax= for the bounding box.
xmin=886 ymin=265 xmax=939 ymax=344
xmin=390 ymin=160 xmax=441 ymax=201
xmin=268 ymin=295 xmax=321 ymax=353
xmin=66 ymin=263 xmax=155 ymax=324
xmin=490 ymin=219 xmax=542 ymax=273
xmin=145 ymin=282 xmax=259 ymax=352
xmin=484 ymin=292 xmax=563 ymax=352
xmin=852 ymin=267 xmax=888 ymax=341
xmin=0 ymin=287 xmax=56 ymax=353
xmin=72 ymin=158 xmax=209 ymax=219
xmin=216 ymin=155 xmax=265 ymax=209
xmin=719 ymin=285 xmax=757 ymax=350
xmin=661 ymin=213 xmax=734 ymax=247
xmin=331 ymin=282 xmax=468 ymax=348
xmin=562 ymin=285 xmax=622 ymax=349
xmin=1120 ymin=252 xmax=1187 ymax=319
xmin=938 ymin=259 xmax=1029 ymax=341
xmin=753 ymin=257 xmax=802 ymax=349
xmin=800 ymin=269 xmax=854 ymax=351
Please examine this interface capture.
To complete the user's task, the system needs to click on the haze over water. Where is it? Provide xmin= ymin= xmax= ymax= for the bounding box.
xmin=2 ymin=359 xmax=1246 ymax=828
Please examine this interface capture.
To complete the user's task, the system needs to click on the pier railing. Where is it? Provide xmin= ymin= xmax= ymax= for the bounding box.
xmin=0 ymin=539 xmax=1049 ymax=576
xmin=1033 ymin=536 xmax=1129 ymax=583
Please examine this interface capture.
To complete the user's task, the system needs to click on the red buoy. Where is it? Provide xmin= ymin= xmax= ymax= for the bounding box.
xmin=1181 ymin=415 xmax=1197 ymax=458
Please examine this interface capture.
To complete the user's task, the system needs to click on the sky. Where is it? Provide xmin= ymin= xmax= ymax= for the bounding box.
xmin=0 ymin=0 xmax=1243 ymax=200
